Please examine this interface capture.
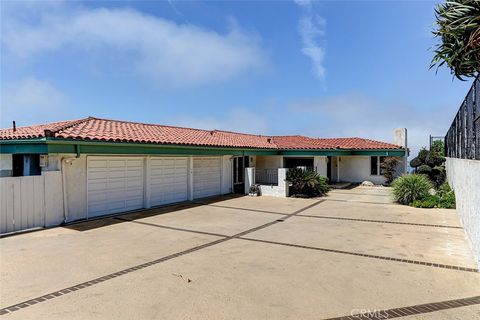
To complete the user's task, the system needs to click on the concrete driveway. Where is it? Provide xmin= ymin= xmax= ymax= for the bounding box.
xmin=1 ymin=187 xmax=479 ymax=319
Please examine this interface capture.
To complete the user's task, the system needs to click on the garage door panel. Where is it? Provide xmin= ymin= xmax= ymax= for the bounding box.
xmin=108 ymin=159 xmax=126 ymax=166
xmin=150 ymin=157 xmax=189 ymax=207
xmin=193 ymin=157 xmax=222 ymax=199
xmin=126 ymin=179 xmax=143 ymax=188
xmin=87 ymin=172 xmax=108 ymax=180
xmin=88 ymin=194 xmax=107 ymax=204
xmin=108 ymin=201 xmax=126 ymax=211
xmin=126 ymin=199 xmax=143 ymax=208
xmin=88 ymin=160 xmax=108 ymax=168
xmin=88 ymin=204 xmax=106 ymax=215
xmin=87 ymin=157 xmax=144 ymax=217
xmin=126 ymin=171 xmax=142 ymax=178
xmin=87 ymin=181 xmax=107 ymax=191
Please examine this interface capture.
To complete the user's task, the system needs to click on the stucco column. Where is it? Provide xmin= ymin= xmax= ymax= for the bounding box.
xmin=277 ymin=168 xmax=288 ymax=197
xmin=245 ymin=167 xmax=255 ymax=194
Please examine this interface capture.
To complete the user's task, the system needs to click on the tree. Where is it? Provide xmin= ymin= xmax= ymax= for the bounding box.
xmin=381 ymin=157 xmax=400 ymax=185
xmin=431 ymin=1 xmax=480 ymax=80
xmin=409 ymin=147 xmax=446 ymax=187
xmin=431 ymin=140 xmax=445 ymax=156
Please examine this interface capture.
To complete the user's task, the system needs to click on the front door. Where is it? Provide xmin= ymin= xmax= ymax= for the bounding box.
xmin=327 ymin=156 xmax=332 ymax=182
xmin=233 ymin=156 xmax=249 ymax=193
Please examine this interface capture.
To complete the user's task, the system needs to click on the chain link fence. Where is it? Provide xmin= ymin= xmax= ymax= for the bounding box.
xmin=445 ymin=77 xmax=480 ymax=160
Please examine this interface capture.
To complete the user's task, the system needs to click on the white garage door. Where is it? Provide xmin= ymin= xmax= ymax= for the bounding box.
xmin=150 ymin=157 xmax=188 ymax=206
xmin=87 ymin=157 xmax=144 ymax=217
xmin=193 ymin=157 xmax=222 ymax=199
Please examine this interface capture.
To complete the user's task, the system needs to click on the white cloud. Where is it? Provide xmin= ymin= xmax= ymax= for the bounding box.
xmin=1 ymin=2 xmax=267 ymax=87
xmin=287 ymin=93 xmax=452 ymax=158
xmin=295 ymin=1 xmax=326 ymax=79
xmin=167 ymin=108 xmax=270 ymax=135
xmin=1 ymin=77 xmax=70 ymax=127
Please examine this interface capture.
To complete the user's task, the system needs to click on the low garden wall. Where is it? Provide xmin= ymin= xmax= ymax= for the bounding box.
xmin=446 ymin=157 xmax=480 ymax=265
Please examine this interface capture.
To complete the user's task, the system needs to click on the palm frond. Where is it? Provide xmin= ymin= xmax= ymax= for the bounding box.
xmin=431 ymin=0 xmax=480 ymax=80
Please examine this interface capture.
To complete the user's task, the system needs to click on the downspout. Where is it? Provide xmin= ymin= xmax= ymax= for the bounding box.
xmin=61 ymin=158 xmax=69 ymax=224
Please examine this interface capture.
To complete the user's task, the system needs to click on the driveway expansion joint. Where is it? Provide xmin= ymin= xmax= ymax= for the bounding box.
xmin=323 ymin=295 xmax=480 ymax=320
xmin=0 ymin=200 xmax=324 ymax=316
xmin=296 ymin=214 xmax=463 ymax=229
xmin=237 ymin=237 xmax=479 ymax=273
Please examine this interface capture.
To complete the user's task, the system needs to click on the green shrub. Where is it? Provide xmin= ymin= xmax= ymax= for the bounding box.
xmin=286 ymin=168 xmax=330 ymax=197
xmin=431 ymin=166 xmax=446 ymax=187
xmin=417 ymin=148 xmax=429 ymax=162
xmin=409 ymin=182 xmax=456 ymax=209
xmin=392 ymin=174 xmax=433 ymax=205
xmin=437 ymin=183 xmax=456 ymax=208
xmin=411 ymin=195 xmax=438 ymax=208
xmin=417 ymin=165 xmax=432 ymax=174
xmin=409 ymin=157 xmax=422 ymax=168
xmin=426 ymin=153 xmax=446 ymax=167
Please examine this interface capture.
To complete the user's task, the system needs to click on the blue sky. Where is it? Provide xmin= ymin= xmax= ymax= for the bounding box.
xmin=0 ymin=0 xmax=473 ymax=154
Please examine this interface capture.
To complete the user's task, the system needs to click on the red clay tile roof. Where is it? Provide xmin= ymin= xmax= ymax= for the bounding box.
xmin=0 ymin=117 xmax=403 ymax=150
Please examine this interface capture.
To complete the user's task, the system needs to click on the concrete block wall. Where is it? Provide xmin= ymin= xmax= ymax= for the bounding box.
xmin=446 ymin=158 xmax=480 ymax=265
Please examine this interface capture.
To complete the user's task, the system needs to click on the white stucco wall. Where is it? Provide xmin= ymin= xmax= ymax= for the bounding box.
xmin=256 ymin=156 xmax=283 ymax=170
xmin=338 ymin=156 xmax=386 ymax=184
xmin=314 ymin=156 xmax=327 ymax=177
xmin=446 ymin=158 xmax=480 ymax=265
xmin=61 ymin=154 xmax=88 ymax=222
xmin=42 ymin=154 xmax=61 ymax=172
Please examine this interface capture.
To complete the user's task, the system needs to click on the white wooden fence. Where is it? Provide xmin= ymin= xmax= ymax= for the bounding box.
xmin=0 ymin=171 xmax=64 ymax=234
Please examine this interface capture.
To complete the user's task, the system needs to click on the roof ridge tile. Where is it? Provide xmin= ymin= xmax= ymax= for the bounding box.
xmin=0 ymin=117 xmax=404 ymax=150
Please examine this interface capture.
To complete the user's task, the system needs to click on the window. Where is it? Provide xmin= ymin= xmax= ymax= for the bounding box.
xmin=370 ymin=156 xmax=378 ymax=175
xmin=371 ymin=156 xmax=386 ymax=176
xmin=284 ymin=157 xmax=314 ymax=169
xmin=233 ymin=156 xmax=249 ymax=184
xmin=379 ymin=156 xmax=386 ymax=175
xmin=12 ymin=154 xmax=41 ymax=177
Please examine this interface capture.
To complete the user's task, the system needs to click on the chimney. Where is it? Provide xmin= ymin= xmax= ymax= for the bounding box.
xmin=393 ymin=128 xmax=407 ymax=149
xmin=44 ymin=129 xmax=55 ymax=138
xmin=12 ymin=121 xmax=16 ymax=132
xmin=394 ymin=128 xmax=408 ymax=174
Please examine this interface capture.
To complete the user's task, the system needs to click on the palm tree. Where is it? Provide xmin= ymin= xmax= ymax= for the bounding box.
xmin=431 ymin=1 xmax=480 ymax=80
